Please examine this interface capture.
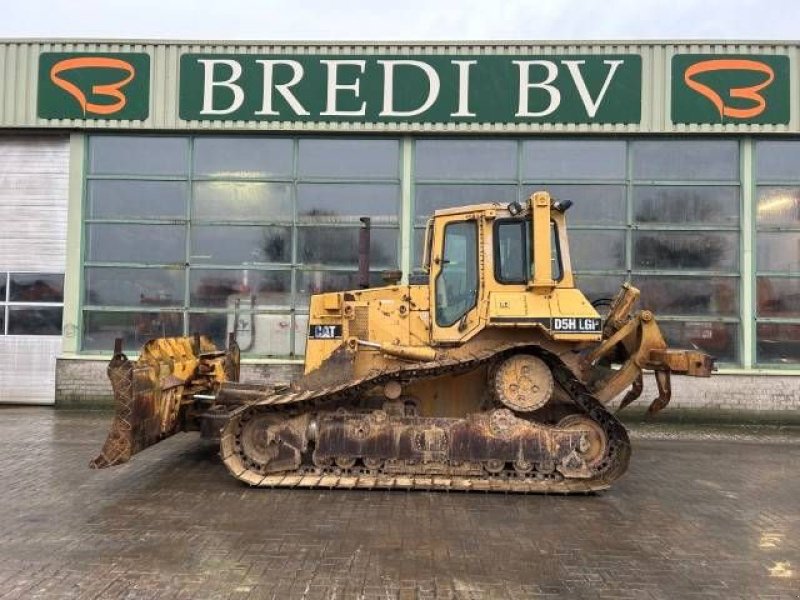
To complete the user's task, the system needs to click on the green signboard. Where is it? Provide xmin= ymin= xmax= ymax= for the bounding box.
xmin=672 ymin=54 xmax=789 ymax=125
xmin=179 ymin=54 xmax=642 ymax=124
xmin=38 ymin=52 xmax=150 ymax=120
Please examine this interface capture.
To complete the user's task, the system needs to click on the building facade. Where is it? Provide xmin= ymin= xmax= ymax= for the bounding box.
xmin=0 ymin=39 xmax=798 ymax=414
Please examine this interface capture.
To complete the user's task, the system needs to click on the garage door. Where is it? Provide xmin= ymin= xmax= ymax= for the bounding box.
xmin=0 ymin=136 xmax=68 ymax=405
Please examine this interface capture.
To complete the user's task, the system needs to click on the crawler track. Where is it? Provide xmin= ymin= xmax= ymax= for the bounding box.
xmin=220 ymin=345 xmax=631 ymax=493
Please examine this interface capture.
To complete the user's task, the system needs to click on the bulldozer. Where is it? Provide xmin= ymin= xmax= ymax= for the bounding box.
xmin=91 ymin=191 xmax=714 ymax=493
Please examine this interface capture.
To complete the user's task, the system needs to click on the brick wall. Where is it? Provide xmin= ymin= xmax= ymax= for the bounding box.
xmin=56 ymin=358 xmax=800 ymax=422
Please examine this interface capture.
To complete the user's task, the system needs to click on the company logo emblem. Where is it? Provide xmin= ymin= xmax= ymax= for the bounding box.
xmin=683 ymin=59 xmax=773 ymax=119
xmin=671 ymin=54 xmax=788 ymax=125
xmin=49 ymin=57 xmax=136 ymax=116
xmin=38 ymin=52 xmax=150 ymax=120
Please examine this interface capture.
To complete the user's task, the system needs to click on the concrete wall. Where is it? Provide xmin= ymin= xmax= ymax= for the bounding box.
xmin=55 ymin=358 xmax=800 ymax=423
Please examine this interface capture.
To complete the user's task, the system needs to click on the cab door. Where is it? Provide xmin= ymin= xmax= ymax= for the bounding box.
xmin=429 ymin=215 xmax=483 ymax=344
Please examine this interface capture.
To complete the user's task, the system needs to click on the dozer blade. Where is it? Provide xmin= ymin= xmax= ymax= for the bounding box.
xmin=90 ymin=335 xmax=238 ymax=469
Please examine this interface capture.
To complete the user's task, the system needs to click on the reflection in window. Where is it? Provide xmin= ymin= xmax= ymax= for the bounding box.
xmin=193 ymin=137 xmax=293 ymax=178
xmin=88 ymin=180 xmax=188 ymax=219
xmin=1 ymin=272 xmax=65 ymax=337
xmin=89 ymin=136 xmax=188 ymax=176
xmin=436 ymin=221 xmax=478 ymax=327
xmin=84 ymin=268 xmax=183 ymax=307
xmin=522 ymin=140 xmax=626 ymax=180
xmin=757 ymin=323 xmax=800 ymax=364
xmin=297 ymin=228 xmax=398 ymax=268
xmin=83 ymin=311 xmax=183 ymax=351
xmin=570 ymin=230 xmax=625 ymax=271
xmin=297 ymin=183 xmax=399 ymax=224
xmin=416 ymin=140 xmax=517 ymax=180
xmin=658 ymin=321 xmax=738 ymax=363
xmin=756 ymin=187 xmax=800 ymax=225
xmin=632 ymin=140 xmax=739 ymax=181
xmin=193 ymin=182 xmax=292 ymax=222
xmin=634 ymin=232 xmax=738 ymax=271
xmin=9 ymin=274 xmax=64 ymax=302
xmin=86 ymin=224 xmax=186 ymax=264
xmin=7 ymin=307 xmax=63 ymax=336
xmin=189 ymin=270 xmax=291 ymax=308
xmin=637 ymin=276 xmax=738 ymax=316
xmin=757 ymin=277 xmax=800 ymax=318
xmin=634 ymin=186 xmax=739 ymax=225
xmin=191 ymin=226 xmax=292 ymax=265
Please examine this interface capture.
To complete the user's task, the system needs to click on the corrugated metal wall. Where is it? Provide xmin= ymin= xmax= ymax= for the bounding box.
xmin=0 ymin=40 xmax=798 ymax=133
xmin=0 ymin=135 xmax=68 ymax=404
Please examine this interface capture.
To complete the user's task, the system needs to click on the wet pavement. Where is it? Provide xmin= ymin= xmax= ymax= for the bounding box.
xmin=0 ymin=407 xmax=798 ymax=600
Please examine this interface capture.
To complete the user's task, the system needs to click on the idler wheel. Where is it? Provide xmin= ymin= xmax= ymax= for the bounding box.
xmin=239 ymin=413 xmax=283 ymax=469
xmin=557 ymin=414 xmax=607 ymax=467
xmin=492 ymin=354 xmax=553 ymax=412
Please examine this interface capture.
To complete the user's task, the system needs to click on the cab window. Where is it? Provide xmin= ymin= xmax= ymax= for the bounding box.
xmin=435 ymin=221 xmax=478 ymax=327
xmin=495 ymin=219 xmax=562 ymax=283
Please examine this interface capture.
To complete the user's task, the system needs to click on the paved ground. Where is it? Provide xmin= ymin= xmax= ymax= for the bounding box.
xmin=0 ymin=408 xmax=798 ymax=600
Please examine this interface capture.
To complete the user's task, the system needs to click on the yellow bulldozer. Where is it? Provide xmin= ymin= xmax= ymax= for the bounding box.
xmin=92 ymin=191 xmax=714 ymax=493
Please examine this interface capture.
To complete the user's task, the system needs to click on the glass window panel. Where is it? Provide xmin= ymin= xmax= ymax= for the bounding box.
xmin=756 ymin=141 xmax=800 ymax=181
xmin=84 ymin=267 xmax=184 ymax=308
xmin=193 ymin=182 xmax=292 ymax=222
xmin=297 ymin=183 xmax=400 ymax=224
xmin=757 ymin=233 xmax=800 ymax=273
xmin=190 ymin=269 xmax=291 ymax=308
xmin=658 ymin=321 xmax=738 ymax=363
xmin=569 ymin=230 xmax=625 ymax=270
xmin=415 ymin=140 xmax=517 ymax=180
xmin=191 ymin=226 xmax=291 ymax=265
xmin=522 ymin=184 xmax=625 ymax=225
xmin=298 ymin=139 xmax=399 ymax=178
xmin=637 ymin=275 xmax=739 ymax=316
xmin=297 ymin=228 xmax=398 ymax=268
xmin=634 ymin=186 xmax=739 ymax=225
xmin=634 ymin=232 xmax=738 ymax=271
xmin=522 ymin=140 xmax=626 ymax=180
xmin=756 ymin=187 xmax=800 ymax=225
xmin=631 ymin=140 xmax=739 ymax=181
xmin=193 ymin=137 xmax=293 ymax=178
xmin=188 ymin=312 xmax=232 ymax=351
xmin=82 ymin=311 xmax=183 ymax=351
xmin=89 ymin=136 xmax=188 ymax=176
xmin=415 ymin=184 xmax=518 ymax=222
xmin=88 ymin=180 xmax=187 ymax=219
xmin=757 ymin=277 xmax=800 ymax=318
xmin=86 ymin=224 xmax=186 ymax=264
xmin=189 ymin=311 xmax=294 ymax=357
xmin=297 ymin=270 xmax=384 ymax=299
xmin=0 ymin=310 xmax=4 ymax=335
xmin=0 ymin=274 xmax=6 ymax=301
xmin=757 ymin=323 xmax=800 ymax=364
xmin=9 ymin=273 xmax=64 ymax=302
xmin=7 ymin=307 xmax=62 ymax=335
